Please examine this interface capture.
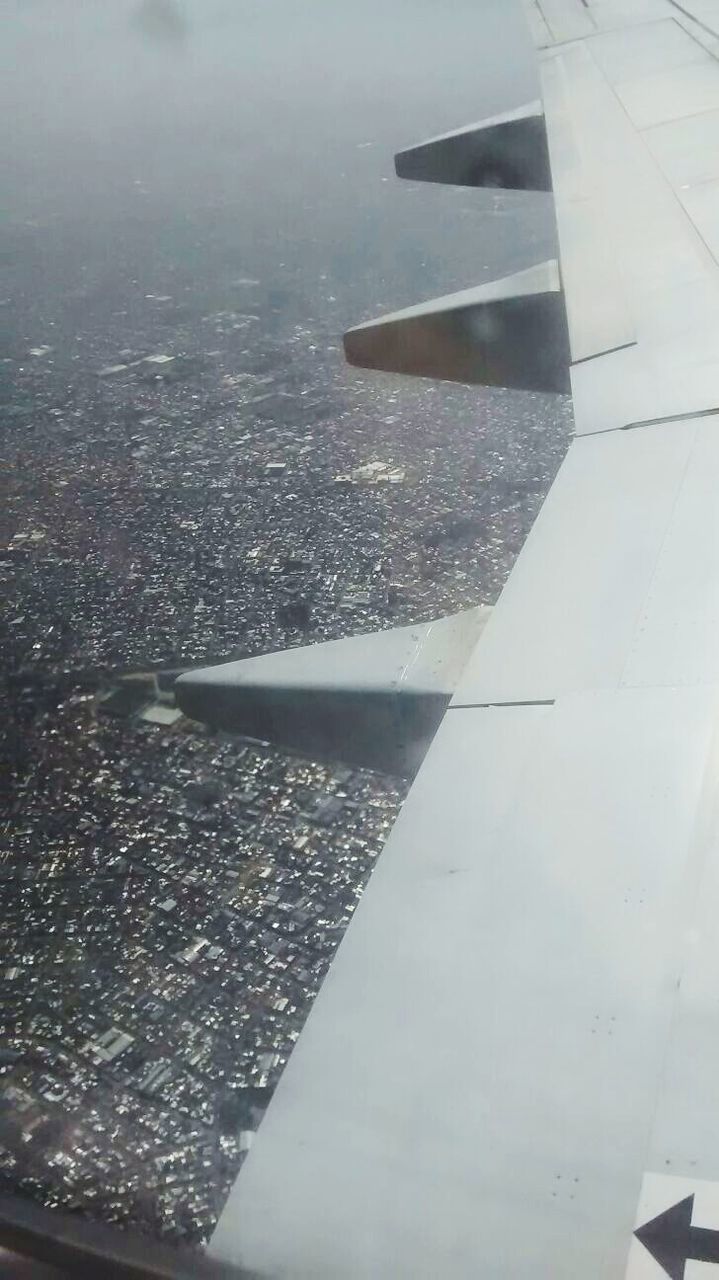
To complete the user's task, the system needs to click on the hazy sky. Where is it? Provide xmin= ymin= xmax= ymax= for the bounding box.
xmin=1 ymin=1 xmax=552 ymax=320
xmin=3 ymin=0 xmax=538 ymax=198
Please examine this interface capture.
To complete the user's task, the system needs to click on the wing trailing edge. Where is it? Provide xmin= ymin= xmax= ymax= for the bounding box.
xmin=345 ymin=96 xmax=567 ymax=392
xmin=343 ymin=260 xmax=570 ymax=393
xmin=394 ymin=99 xmax=552 ymax=191
xmin=175 ymin=608 xmax=490 ymax=777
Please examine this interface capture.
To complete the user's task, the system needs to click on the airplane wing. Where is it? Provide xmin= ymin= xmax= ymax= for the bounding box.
xmin=178 ymin=1 xmax=719 ymax=1274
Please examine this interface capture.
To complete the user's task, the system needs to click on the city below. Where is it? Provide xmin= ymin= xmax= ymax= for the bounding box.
xmin=2 ymin=0 xmax=570 ymax=1251
xmin=2 ymin=237 xmax=571 ymax=1247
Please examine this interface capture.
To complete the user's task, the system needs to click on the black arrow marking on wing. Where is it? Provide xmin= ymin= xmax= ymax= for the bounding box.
xmin=635 ymin=1194 xmax=719 ymax=1279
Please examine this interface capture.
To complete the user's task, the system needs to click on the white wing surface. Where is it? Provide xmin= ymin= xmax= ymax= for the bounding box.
xmin=206 ymin=2 xmax=719 ymax=1275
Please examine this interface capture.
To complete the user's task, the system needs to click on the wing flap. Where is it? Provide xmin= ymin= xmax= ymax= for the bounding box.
xmin=452 ymin=415 xmax=703 ymax=705
xmin=211 ymin=688 xmax=719 ymax=1277
xmin=343 ymin=262 xmax=570 ymax=392
xmin=394 ymin=101 xmax=553 ymax=190
xmin=175 ymin=610 xmax=490 ymax=777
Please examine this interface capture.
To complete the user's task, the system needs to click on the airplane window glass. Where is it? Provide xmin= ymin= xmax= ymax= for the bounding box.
xmin=1 ymin=0 xmax=571 ymax=1265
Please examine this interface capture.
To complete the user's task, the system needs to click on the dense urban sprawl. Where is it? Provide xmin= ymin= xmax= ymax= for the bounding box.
xmin=2 ymin=218 xmax=572 ymax=1244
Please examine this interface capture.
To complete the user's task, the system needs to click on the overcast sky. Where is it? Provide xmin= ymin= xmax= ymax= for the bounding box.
xmin=2 ymin=1 xmax=552 ymax=340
